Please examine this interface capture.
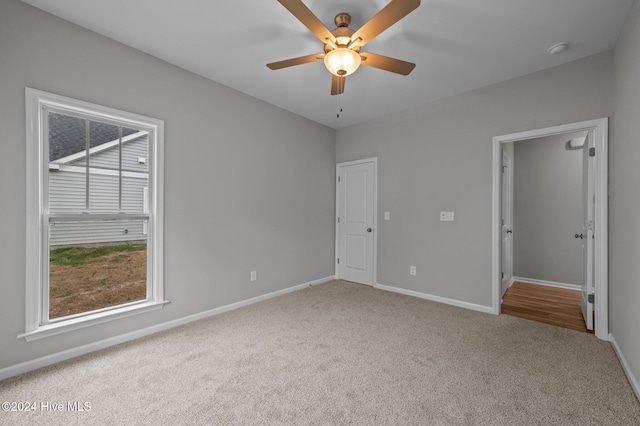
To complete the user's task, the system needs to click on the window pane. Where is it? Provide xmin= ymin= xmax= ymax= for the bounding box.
xmin=48 ymin=112 xmax=86 ymax=163
xmin=87 ymin=121 xmax=120 ymax=212
xmin=122 ymin=131 xmax=148 ymax=173
xmin=49 ymin=168 xmax=87 ymax=214
xmin=87 ymin=121 xmax=120 ymax=170
xmin=49 ymin=220 xmax=148 ymax=319
xmin=88 ymin=172 xmax=120 ymax=213
xmin=121 ymin=132 xmax=148 ymax=213
xmin=122 ymin=175 xmax=148 ymax=214
xmin=48 ymin=112 xmax=87 ymax=213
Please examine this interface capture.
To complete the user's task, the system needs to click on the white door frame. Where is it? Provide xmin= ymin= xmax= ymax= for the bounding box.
xmin=335 ymin=157 xmax=378 ymax=285
xmin=501 ymin=150 xmax=513 ymax=297
xmin=491 ymin=118 xmax=608 ymax=340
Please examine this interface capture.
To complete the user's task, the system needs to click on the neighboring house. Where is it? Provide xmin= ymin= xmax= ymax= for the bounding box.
xmin=48 ymin=113 xmax=149 ymax=246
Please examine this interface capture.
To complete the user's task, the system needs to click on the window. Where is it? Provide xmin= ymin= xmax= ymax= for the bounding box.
xmin=22 ymin=88 xmax=166 ymax=341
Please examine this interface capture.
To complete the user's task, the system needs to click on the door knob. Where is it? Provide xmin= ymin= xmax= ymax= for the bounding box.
xmin=506 ymin=229 xmax=513 ymax=234
xmin=575 ymin=233 xmax=584 ymax=239
xmin=367 ymin=228 xmax=372 ymax=233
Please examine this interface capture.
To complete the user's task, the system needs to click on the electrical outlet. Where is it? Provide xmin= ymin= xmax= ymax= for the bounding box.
xmin=440 ymin=211 xmax=454 ymax=221
xmin=410 ymin=266 xmax=416 ymax=276
xmin=250 ymin=270 xmax=257 ymax=282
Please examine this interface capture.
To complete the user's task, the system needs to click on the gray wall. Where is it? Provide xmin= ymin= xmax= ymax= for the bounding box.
xmin=0 ymin=0 xmax=335 ymax=370
xmin=336 ymin=51 xmax=612 ymax=307
xmin=512 ymin=134 xmax=584 ymax=286
xmin=611 ymin=0 xmax=640 ymax=394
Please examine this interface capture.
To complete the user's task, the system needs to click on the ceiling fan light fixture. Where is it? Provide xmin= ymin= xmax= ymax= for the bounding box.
xmin=324 ymin=48 xmax=361 ymax=76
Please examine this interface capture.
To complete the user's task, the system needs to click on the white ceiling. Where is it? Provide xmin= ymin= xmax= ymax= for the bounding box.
xmin=21 ymin=0 xmax=634 ymax=129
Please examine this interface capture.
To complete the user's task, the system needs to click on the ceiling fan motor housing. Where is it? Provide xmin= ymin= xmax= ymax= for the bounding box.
xmin=324 ymin=25 xmax=359 ymax=51
xmin=334 ymin=12 xmax=351 ymax=28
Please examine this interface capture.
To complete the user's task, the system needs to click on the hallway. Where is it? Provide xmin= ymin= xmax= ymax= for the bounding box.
xmin=501 ymin=281 xmax=591 ymax=333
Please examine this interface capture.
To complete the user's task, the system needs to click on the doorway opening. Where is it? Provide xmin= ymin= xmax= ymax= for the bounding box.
xmin=501 ymin=131 xmax=590 ymax=333
xmin=492 ymin=118 xmax=608 ymax=340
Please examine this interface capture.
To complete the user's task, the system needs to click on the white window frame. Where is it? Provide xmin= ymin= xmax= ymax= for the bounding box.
xmin=21 ymin=88 xmax=167 ymax=341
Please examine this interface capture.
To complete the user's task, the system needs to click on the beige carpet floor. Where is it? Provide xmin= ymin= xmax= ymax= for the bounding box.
xmin=1 ymin=280 xmax=639 ymax=425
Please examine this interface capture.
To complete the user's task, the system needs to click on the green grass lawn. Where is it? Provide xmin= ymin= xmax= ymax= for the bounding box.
xmin=50 ymin=243 xmax=147 ymax=266
xmin=49 ymin=243 xmax=147 ymax=319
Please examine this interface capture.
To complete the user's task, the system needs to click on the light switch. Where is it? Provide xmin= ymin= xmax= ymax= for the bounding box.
xmin=440 ymin=212 xmax=454 ymax=221
xmin=384 ymin=212 xmax=390 ymax=221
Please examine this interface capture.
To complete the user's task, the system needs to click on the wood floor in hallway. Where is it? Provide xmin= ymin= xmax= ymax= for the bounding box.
xmin=501 ymin=281 xmax=592 ymax=333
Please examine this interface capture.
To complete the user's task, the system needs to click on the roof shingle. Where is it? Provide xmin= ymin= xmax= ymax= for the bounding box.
xmin=48 ymin=112 xmax=138 ymax=161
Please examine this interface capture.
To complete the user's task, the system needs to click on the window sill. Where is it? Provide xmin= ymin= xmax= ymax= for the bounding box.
xmin=18 ymin=300 xmax=170 ymax=342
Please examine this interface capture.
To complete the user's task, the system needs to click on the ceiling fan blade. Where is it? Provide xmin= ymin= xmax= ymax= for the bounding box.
xmin=331 ymin=75 xmax=345 ymax=95
xmin=267 ymin=53 xmax=324 ymax=70
xmin=360 ymin=52 xmax=415 ymax=75
xmin=278 ymin=0 xmax=336 ymax=44
xmin=350 ymin=0 xmax=420 ymax=48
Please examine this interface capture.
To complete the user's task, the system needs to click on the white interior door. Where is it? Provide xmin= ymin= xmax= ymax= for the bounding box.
xmin=337 ymin=159 xmax=376 ymax=285
xmin=581 ymin=133 xmax=595 ymax=331
xmin=501 ymin=151 xmax=513 ymax=297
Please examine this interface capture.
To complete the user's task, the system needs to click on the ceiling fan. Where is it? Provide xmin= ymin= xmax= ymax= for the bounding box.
xmin=267 ymin=0 xmax=421 ymax=95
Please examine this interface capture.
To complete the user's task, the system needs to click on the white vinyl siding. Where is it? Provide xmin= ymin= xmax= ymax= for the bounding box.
xmin=49 ymin=220 xmax=145 ymax=246
xmin=73 ymin=136 xmax=149 ymax=173
xmin=88 ymin=173 xmax=120 ymax=212
xmin=122 ymin=176 xmax=147 ymax=213
xmin=49 ymin=169 xmax=147 ymax=211
xmin=47 ymin=170 xmax=85 ymax=213
xmin=48 ymin=136 xmax=149 ymax=244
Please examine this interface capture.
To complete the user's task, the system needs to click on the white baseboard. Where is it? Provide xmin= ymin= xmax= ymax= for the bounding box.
xmin=511 ymin=276 xmax=581 ymax=291
xmin=609 ymin=334 xmax=640 ymax=402
xmin=0 ymin=275 xmax=335 ymax=381
xmin=374 ymin=283 xmax=494 ymax=315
